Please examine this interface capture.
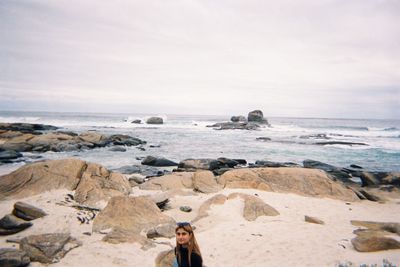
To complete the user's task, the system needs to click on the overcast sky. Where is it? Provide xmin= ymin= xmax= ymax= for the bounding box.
xmin=0 ymin=0 xmax=399 ymax=118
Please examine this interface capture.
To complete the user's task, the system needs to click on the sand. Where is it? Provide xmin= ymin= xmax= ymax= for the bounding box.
xmin=1 ymin=187 xmax=400 ymax=267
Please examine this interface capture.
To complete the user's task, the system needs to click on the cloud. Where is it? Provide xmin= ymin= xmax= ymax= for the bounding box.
xmin=0 ymin=0 xmax=399 ymax=118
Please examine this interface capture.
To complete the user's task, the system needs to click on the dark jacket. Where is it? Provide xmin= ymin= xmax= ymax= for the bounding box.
xmin=176 ymin=247 xmax=202 ymax=267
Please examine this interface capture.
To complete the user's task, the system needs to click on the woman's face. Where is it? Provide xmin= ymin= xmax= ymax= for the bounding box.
xmin=176 ymin=228 xmax=191 ymax=245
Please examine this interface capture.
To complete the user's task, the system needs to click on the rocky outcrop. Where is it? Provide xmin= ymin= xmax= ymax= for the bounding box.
xmin=146 ymin=117 xmax=163 ymax=124
xmin=141 ymin=156 xmax=178 ymax=167
xmin=155 ymin=249 xmax=175 ymax=267
xmin=303 ymin=159 xmax=352 ymax=182
xmin=93 ymin=196 xmax=175 ymax=244
xmin=218 ymin=167 xmax=359 ymax=201
xmin=359 ymin=172 xmax=400 ymax=187
xmin=207 ymin=122 xmax=260 ymax=130
xmin=0 ymin=159 xmax=131 ymax=207
xmin=0 ymin=248 xmax=30 ymax=267
xmin=12 ymin=202 xmax=47 ymax=221
xmin=251 ymin=160 xmax=300 ymax=168
xmin=19 ymin=233 xmax=81 ymax=263
xmin=231 ymin=116 xmax=247 ymax=122
xmin=177 ymin=158 xmax=246 ymax=174
xmin=0 ymin=123 xmax=58 ymax=133
xmin=0 ymin=125 xmax=146 ymax=154
xmin=248 ymin=110 xmax=270 ymax=125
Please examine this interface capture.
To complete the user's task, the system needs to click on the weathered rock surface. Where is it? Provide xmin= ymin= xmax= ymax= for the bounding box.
xmin=251 ymin=160 xmax=300 ymax=168
xmin=0 ymin=248 xmax=30 ymax=267
xmin=248 ymin=110 xmax=270 ymax=125
xmin=19 ymin=233 xmax=81 ymax=263
xmin=305 ymin=215 xmax=325 ymax=225
xmin=0 ymin=159 xmax=131 ymax=206
xmin=228 ymin=193 xmax=280 ymax=221
xmin=0 ymin=123 xmax=58 ymax=133
xmin=359 ymin=171 xmax=400 ymax=187
xmin=351 ymin=236 xmax=400 ymax=252
xmin=218 ymin=167 xmax=359 ymax=201
xmin=0 ymin=215 xmax=33 ymax=235
xmin=177 ymin=158 xmax=246 ymax=173
xmin=146 ymin=117 xmax=163 ymax=124
xmin=207 ymin=122 xmax=260 ymax=130
xmin=139 ymin=172 xmax=194 ymax=191
xmin=92 ymin=196 xmax=175 ymax=243
xmin=303 ymin=159 xmax=352 ymax=182
xmin=0 ymin=149 xmax=23 ymax=163
xmin=193 ymin=171 xmax=222 ymax=193
xmin=155 ymin=249 xmax=175 ymax=267
xmin=12 ymin=202 xmax=47 ymax=221
xmin=231 ymin=115 xmax=247 ymax=122
xmin=141 ymin=156 xmax=178 ymax=167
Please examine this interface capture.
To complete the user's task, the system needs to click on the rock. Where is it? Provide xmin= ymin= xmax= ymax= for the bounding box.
xmin=193 ymin=171 xmax=222 ymax=193
xmin=231 ymin=116 xmax=247 ymax=122
xmin=193 ymin=194 xmax=227 ymax=222
xmin=127 ymin=174 xmax=146 ymax=184
xmin=218 ymin=167 xmax=359 ymax=202
xmin=0 ymin=150 xmax=23 ymax=161
xmin=351 ymin=220 xmax=400 ymax=235
xmin=351 ymin=236 xmax=400 ymax=252
xmin=303 ymin=159 xmax=352 ymax=182
xmin=228 ymin=193 xmax=279 ymax=221
xmin=256 ymin=137 xmax=271 ymax=142
xmin=180 ymin=206 xmax=192 ymax=212
xmin=315 ymin=141 xmax=368 ymax=146
xmin=92 ymin=196 xmax=175 ymax=238
xmin=109 ymin=134 xmax=146 ymax=146
xmin=12 ymin=202 xmax=47 ymax=221
xmin=139 ymin=172 xmax=194 ymax=191
xmin=131 ymin=120 xmax=141 ymax=124
xmin=146 ymin=117 xmax=163 ymax=124
xmin=113 ymin=165 xmax=169 ymax=177
xmin=207 ymin=122 xmax=260 ymax=130
xmin=0 ymin=215 xmax=33 ymax=235
xmin=102 ymin=229 xmax=154 ymax=249
xmin=146 ymin=223 xmax=176 ymax=238
xmin=178 ymin=159 xmax=215 ymax=170
xmin=304 ymin=215 xmax=325 ymax=225
xmin=359 ymin=172 xmax=400 ymax=187
xmin=19 ymin=233 xmax=81 ymax=263
xmin=248 ymin=110 xmax=269 ymax=125
xmin=358 ymin=189 xmax=384 ymax=202
xmin=78 ymin=131 xmax=107 ymax=144
xmin=0 ymin=248 xmax=30 ymax=267
xmin=155 ymin=249 xmax=175 ymax=267
xmin=300 ymin=133 xmax=330 ymax=140
xmin=0 ymin=123 xmax=58 ymax=133
xmin=108 ymin=146 xmax=126 ymax=152
xmin=252 ymin=160 xmax=300 ymax=168
xmin=141 ymin=156 xmax=178 ymax=167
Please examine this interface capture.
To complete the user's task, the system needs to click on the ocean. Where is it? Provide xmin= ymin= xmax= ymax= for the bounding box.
xmin=1 ymin=111 xmax=400 ymax=175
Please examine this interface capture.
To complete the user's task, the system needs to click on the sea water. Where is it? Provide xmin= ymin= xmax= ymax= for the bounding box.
xmin=0 ymin=111 xmax=399 ymax=175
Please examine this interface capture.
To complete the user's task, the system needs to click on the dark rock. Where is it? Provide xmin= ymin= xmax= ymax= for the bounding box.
xmin=304 ymin=215 xmax=325 ymax=225
xmin=156 ymin=199 xmax=169 ymax=211
xmin=247 ymin=110 xmax=270 ymax=125
xmin=315 ymin=141 xmax=368 ymax=146
xmin=108 ymin=146 xmax=127 ymax=152
xmin=231 ymin=116 xmax=247 ymax=122
xmin=256 ymin=137 xmax=271 ymax=141
xmin=0 ymin=123 xmax=58 ymax=133
xmin=0 ymin=150 xmax=23 ymax=161
xmin=350 ymin=164 xmax=363 ymax=169
xmin=359 ymin=172 xmax=400 ymax=187
xmin=253 ymin=160 xmax=300 ymax=168
xmin=113 ymin=165 xmax=171 ymax=177
xmin=12 ymin=202 xmax=47 ymax=221
xmin=131 ymin=120 xmax=141 ymax=124
xmin=178 ymin=159 xmax=215 ymax=170
xmin=207 ymin=122 xmax=260 ymax=130
xmin=299 ymin=133 xmax=330 ymax=139
xmin=109 ymin=134 xmax=146 ymax=146
xmin=233 ymin=159 xmax=247 ymax=165
xmin=141 ymin=156 xmax=178 ymax=167
xmin=352 ymin=236 xmax=400 ymax=252
xmin=358 ymin=189 xmax=383 ymax=202
xmin=303 ymin=159 xmax=351 ymax=182
xmin=212 ymin=168 xmax=232 ymax=176
xmin=19 ymin=233 xmax=82 ymax=263
xmin=149 ymin=144 xmax=161 ymax=148
xmin=0 ymin=248 xmax=30 ymax=267
xmin=146 ymin=117 xmax=163 ymax=124
xmin=0 ymin=215 xmax=33 ymax=235
xmin=180 ymin=206 xmax=192 ymax=212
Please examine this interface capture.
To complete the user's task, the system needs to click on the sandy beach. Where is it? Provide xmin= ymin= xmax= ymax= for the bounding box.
xmin=1 ymin=184 xmax=399 ymax=267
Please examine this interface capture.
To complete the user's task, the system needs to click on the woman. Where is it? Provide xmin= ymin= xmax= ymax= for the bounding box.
xmin=174 ymin=222 xmax=203 ymax=267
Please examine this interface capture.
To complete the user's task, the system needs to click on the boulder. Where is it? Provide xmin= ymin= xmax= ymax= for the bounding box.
xmin=303 ymin=159 xmax=352 ymax=182
xmin=252 ymin=160 xmax=300 ymax=168
xmin=207 ymin=122 xmax=260 ymax=130
xmin=92 ymin=196 xmax=175 ymax=238
xmin=102 ymin=228 xmax=154 ymax=249
xmin=0 ymin=214 xmax=33 ymax=235
xmin=131 ymin=119 xmax=141 ymax=124
xmin=0 ymin=158 xmax=84 ymax=200
xmin=0 ymin=150 xmax=23 ymax=161
xmin=146 ymin=117 xmax=163 ymax=124
xmin=0 ymin=248 xmax=30 ymax=267
xmin=109 ymin=134 xmax=146 ymax=146
xmin=305 ymin=215 xmax=325 ymax=225
xmin=178 ymin=159 xmax=215 ymax=170
xmin=218 ymin=167 xmax=359 ymax=202
xmin=139 ymin=172 xmax=194 ymax=191
xmin=12 ymin=202 xmax=47 ymax=221
xmin=19 ymin=233 xmax=81 ymax=264
xmin=193 ymin=171 xmax=222 ymax=193
xmin=248 ymin=110 xmax=269 ymax=125
xmin=146 ymin=223 xmax=176 ymax=238
xmin=351 ymin=236 xmax=400 ymax=252
xmin=141 ymin=156 xmax=178 ymax=167
xmin=155 ymin=249 xmax=175 ymax=267
xmin=228 ymin=193 xmax=279 ymax=221
xmin=359 ymin=172 xmax=400 ymax=187
xmin=193 ymin=194 xmax=227 ymax=222
xmin=0 ymin=123 xmax=58 ymax=133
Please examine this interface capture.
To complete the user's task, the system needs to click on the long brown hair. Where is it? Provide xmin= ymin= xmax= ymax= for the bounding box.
xmin=175 ymin=223 xmax=202 ymax=267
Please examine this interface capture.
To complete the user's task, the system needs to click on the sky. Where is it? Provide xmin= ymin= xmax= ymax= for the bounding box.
xmin=0 ymin=0 xmax=399 ymax=119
